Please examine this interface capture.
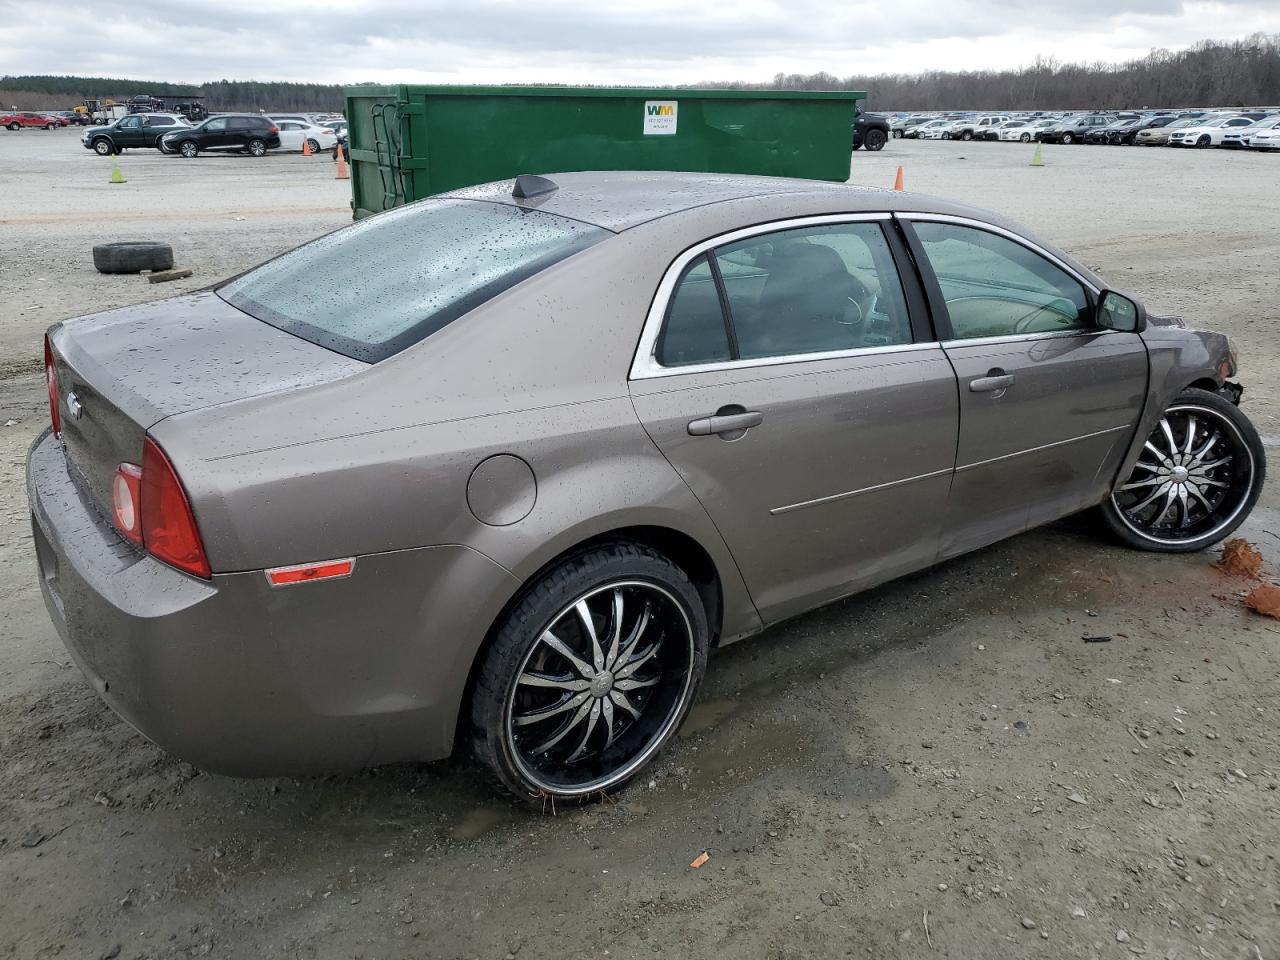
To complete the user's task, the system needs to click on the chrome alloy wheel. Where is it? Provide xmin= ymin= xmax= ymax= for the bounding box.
xmin=505 ymin=580 xmax=694 ymax=795
xmin=1112 ymin=404 xmax=1255 ymax=545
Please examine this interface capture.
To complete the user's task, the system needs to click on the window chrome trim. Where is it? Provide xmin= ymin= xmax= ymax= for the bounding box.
xmin=940 ymin=328 xmax=1116 ymax=349
xmin=629 ymin=212 xmax=896 ymax=381
xmin=896 ymin=212 xmax=1101 ymax=297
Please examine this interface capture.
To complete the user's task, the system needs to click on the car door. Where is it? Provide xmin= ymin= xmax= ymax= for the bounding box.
xmin=276 ymin=121 xmax=302 ymax=150
xmin=113 ymin=114 xmax=143 ymax=146
xmin=900 ymin=215 xmax=1148 ymax=559
xmin=199 ymin=117 xmax=230 ymax=150
xmin=629 ymin=216 xmax=959 ymax=623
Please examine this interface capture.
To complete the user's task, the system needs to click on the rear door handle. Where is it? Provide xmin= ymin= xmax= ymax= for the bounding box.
xmin=687 ymin=411 xmax=763 ymax=437
xmin=969 ymin=373 xmax=1016 ymax=393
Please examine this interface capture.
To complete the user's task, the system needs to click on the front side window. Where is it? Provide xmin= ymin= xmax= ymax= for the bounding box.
xmin=204 ymin=118 xmax=227 ymax=132
xmin=220 ymin=199 xmax=608 ymax=362
xmin=655 ymin=221 xmax=912 ymax=366
xmin=914 ymin=221 xmax=1091 ymax=340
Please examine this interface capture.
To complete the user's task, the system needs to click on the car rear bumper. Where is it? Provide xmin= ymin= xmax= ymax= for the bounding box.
xmin=27 ymin=428 xmax=520 ymax=777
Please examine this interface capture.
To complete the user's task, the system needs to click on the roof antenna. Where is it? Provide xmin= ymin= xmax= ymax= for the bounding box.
xmin=512 ymin=174 xmax=558 ymax=199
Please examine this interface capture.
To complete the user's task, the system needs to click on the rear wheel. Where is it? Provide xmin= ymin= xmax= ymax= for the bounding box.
xmin=305 ymin=137 xmax=320 ymax=154
xmin=863 ymin=128 xmax=887 ymax=152
xmin=1097 ymin=389 xmax=1264 ymax=553
xmin=892 ymin=129 xmax=903 ymax=139
xmin=961 ymin=130 xmax=973 ymax=141
xmin=248 ymin=138 xmax=267 ymax=156
xmin=471 ymin=543 xmax=708 ymax=805
xmin=6 ymin=122 xmax=18 ymax=131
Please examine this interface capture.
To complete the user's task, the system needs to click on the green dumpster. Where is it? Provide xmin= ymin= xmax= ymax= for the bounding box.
xmin=344 ymin=85 xmax=864 ymax=219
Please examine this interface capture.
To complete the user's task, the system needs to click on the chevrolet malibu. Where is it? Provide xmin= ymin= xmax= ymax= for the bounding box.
xmin=29 ymin=172 xmax=1264 ymax=803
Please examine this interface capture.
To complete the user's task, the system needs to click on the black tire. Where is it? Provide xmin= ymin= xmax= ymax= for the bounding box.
xmin=248 ymin=138 xmax=267 ymax=157
xmin=1061 ymin=132 xmax=1075 ymax=144
xmin=1096 ymin=388 xmax=1265 ymax=553
xmin=92 ymin=241 xmax=175 ymax=275
xmin=1197 ymin=135 xmax=1211 ymax=148
xmin=470 ymin=542 xmax=709 ymax=805
xmin=179 ymin=139 xmax=199 ymax=158
xmin=892 ymin=129 xmax=903 ymax=139
xmin=863 ymin=128 xmax=887 ymax=152
xmin=6 ymin=122 xmax=18 ymax=131
xmin=305 ymin=138 xmax=320 ymax=154
xmin=91 ymin=138 xmax=113 ymax=156
xmin=1020 ymin=133 xmax=1031 ymax=143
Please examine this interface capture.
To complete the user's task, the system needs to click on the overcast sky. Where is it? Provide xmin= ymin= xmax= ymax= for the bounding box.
xmin=1 ymin=1 xmax=1278 ymax=84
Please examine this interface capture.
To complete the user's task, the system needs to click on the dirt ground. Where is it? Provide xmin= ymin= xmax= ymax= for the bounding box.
xmin=2 ymin=133 xmax=1279 ymax=960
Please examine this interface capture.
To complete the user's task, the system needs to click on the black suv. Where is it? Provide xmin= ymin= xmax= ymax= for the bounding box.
xmin=159 ymin=115 xmax=281 ymax=158
xmin=851 ymin=107 xmax=890 ymax=151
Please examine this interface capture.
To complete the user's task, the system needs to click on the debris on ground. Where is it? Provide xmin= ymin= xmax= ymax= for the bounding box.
xmin=689 ymin=851 xmax=709 ymax=869
xmin=1214 ymin=539 xmax=1263 ymax=579
xmin=1242 ymin=584 xmax=1280 ymax=619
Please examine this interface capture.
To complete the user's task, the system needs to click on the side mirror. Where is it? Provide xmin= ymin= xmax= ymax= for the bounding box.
xmin=1097 ymin=290 xmax=1146 ymax=333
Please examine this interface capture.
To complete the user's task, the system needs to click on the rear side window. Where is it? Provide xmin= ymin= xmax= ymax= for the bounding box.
xmin=656 ymin=221 xmax=912 ymax=367
xmin=219 ymin=199 xmax=609 ymax=362
xmin=149 ymin=115 xmax=173 ymax=126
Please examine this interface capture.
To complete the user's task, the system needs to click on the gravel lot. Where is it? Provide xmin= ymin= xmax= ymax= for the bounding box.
xmin=1 ymin=132 xmax=1279 ymax=960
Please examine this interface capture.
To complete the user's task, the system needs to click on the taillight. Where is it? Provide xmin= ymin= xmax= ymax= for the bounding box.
xmin=44 ymin=335 xmax=60 ymax=436
xmin=112 ymin=463 xmax=143 ymax=544
xmin=140 ymin=437 xmax=210 ymax=578
xmin=113 ymin=437 xmax=211 ymax=579
xmin=268 ymin=125 xmax=278 ymax=134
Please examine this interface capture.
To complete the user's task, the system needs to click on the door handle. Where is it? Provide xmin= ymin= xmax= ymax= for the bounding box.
xmin=969 ymin=371 xmax=1016 ymax=393
xmin=687 ymin=411 xmax=764 ymax=437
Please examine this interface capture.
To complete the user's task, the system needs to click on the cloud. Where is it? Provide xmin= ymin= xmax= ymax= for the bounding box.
xmin=1 ymin=0 xmax=1278 ymax=84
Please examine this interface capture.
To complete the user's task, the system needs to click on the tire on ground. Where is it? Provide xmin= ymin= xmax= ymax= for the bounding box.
xmin=92 ymin=241 xmax=175 ymax=274
xmin=470 ymin=541 xmax=709 ymax=806
xmin=1094 ymin=387 xmax=1265 ymax=553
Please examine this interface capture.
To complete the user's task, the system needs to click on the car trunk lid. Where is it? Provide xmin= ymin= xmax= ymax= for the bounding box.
xmin=47 ymin=290 xmax=365 ymax=516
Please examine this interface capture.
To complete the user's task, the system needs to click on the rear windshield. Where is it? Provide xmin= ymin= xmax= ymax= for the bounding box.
xmin=218 ymin=199 xmax=608 ymax=362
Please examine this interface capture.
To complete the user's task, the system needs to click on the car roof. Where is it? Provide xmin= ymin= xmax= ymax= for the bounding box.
xmin=440 ymin=171 xmax=992 ymax=233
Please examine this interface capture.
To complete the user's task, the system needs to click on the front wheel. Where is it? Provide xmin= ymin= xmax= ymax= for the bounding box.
xmin=6 ymin=122 xmax=18 ymax=131
xmin=305 ymin=138 xmax=320 ymax=154
xmin=179 ymin=140 xmax=199 ymax=158
xmin=92 ymin=138 xmax=112 ymax=155
xmin=248 ymin=138 xmax=267 ymax=156
xmin=1020 ymin=133 xmax=1031 ymax=143
xmin=892 ymin=129 xmax=903 ymax=139
xmin=1061 ymin=132 xmax=1075 ymax=144
xmin=470 ymin=543 xmax=708 ymax=805
xmin=1097 ymin=388 xmax=1264 ymax=553
xmin=863 ymin=128 xmax=887 ymax=152
xmin=1197 ymin=135 xmax=1212 ymax=148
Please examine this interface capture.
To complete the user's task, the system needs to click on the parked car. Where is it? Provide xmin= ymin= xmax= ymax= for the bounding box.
xmin=2 ymin=111 xmax=60 ymax=130
xmin=268 ymin=114 xmax=316 ymax=128
xmin=1134 ymin=117 xmax=1197 ymax=146
xmin=30 ymin=172 xmax=1263 ymax=803
xmin=1222 ymin=116 xmax=1280 ymax=149
xmin=891 ymin=116 xmax=929 ymax=138
xmin=1085 ymin=118 xmax=1141 ymax=144
xmin=1040 ymin=114 xmax=1115 ymax=144
xmin=322 ymin=119 xmax=348 ymax=139
xmin=1243 ymin=125 xmax=1280 ymax=151
xmin=82 ymin=114 xmax=190 ymax=155
xmin=274 ymin=119 xmax=339 ymax=153
xmin=55 ymin=110 xmax=92 ymax=126
xmin=995 ymin=121 xmax=1038 ymax=142
xmin=851 ymin=107 xmax=889 ymax=151
xmin=917 ymin=119 xmax=952 ymax=140
xmin=160 ymin=115 xmax=281 ymax=157
xmin=1168 ymin=116 xmax=1256 ymax=147
xmin=946 ymin=115 xmax=1007 ymax=141
xmin=1110 ymin=115 xmax=1179 ymax=145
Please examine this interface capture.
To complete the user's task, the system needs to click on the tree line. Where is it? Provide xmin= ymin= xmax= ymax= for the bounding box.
xmin=712 ymin=33 xmax=1280 ymax=110
xmin=5 ymin=33 xmax=1279 ymax=114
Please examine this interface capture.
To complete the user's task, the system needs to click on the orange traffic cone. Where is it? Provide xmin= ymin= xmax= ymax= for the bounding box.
xmin=302 ymin=138 xmax=312 ymax=157
xmin=893 ymin=165 xmax=904 ymax=191
xmin=335 ymin=144 xmax=349 ymax=180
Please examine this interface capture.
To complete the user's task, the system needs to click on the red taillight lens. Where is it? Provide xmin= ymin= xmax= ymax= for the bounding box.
xmin=140 ymin=437 xmax=211 ymax=579
xmin=112 ymin=463 xmax=143 ymax=544
xmin=268 ymin=125 xmax=278 ymax=134
xmin=44 ymin=335 xmax=60 ymax=436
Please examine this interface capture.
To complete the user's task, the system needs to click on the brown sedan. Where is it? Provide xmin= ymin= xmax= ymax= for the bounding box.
xmin=29 ymin=172 xmax=1264 ymax=802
